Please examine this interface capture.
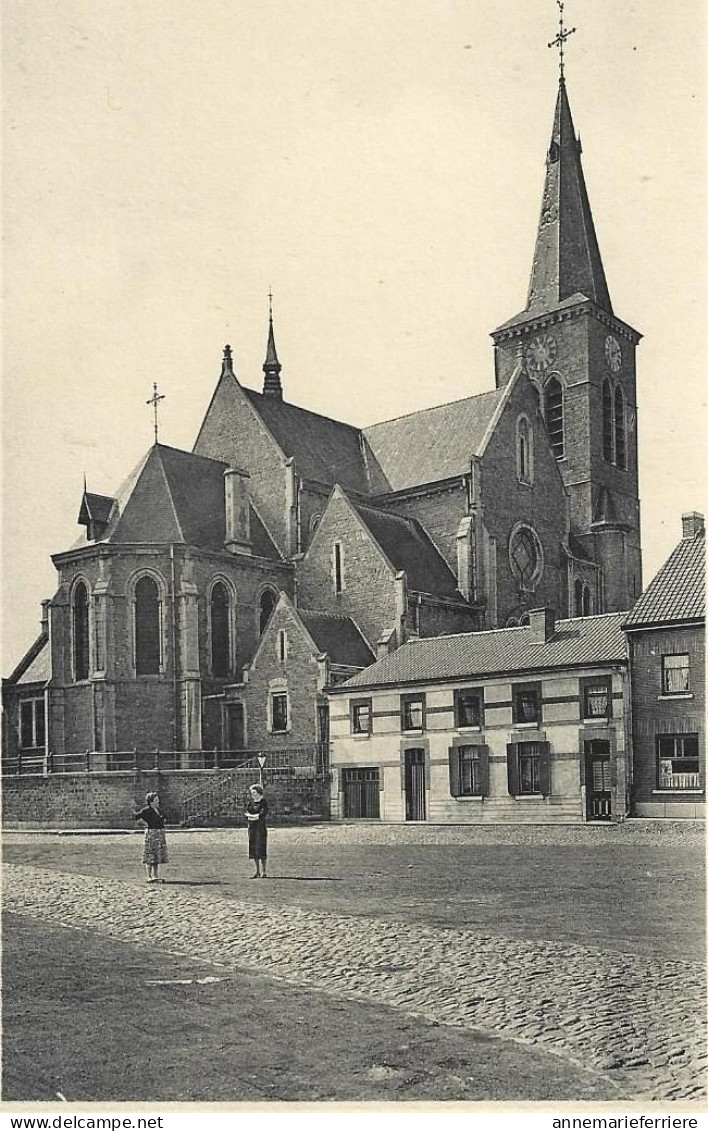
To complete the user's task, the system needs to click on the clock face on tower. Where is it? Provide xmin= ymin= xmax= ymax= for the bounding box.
xmin=525 ymin=333 xmax=558 ymax=374
xmin=605 ymin=334 xmax=622 ymax=373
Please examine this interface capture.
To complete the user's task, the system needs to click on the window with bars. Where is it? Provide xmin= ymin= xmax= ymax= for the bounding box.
xmin=657 ymin=734 xmax=700 ymax=790
xmin=401 ymin=693 xmax=425 ymax=732
xmin=351 ymin=699 xmax=372 ymax=735
xmin=544 ymin=377 xmax=564 ymax=459
xmin=454 ymin=688 xmax=483 ymax=729
xmin=20 ymin=697 xmax=46 ymax=749
xmin=512 ymin=683 xmax=541 ymax=725
xmin=661 ymin=654 xmax=690 ymax=695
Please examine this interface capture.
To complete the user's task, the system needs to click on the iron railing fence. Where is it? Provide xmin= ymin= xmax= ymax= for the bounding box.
xmin=2 ymin=744 xmax=329 ymax=780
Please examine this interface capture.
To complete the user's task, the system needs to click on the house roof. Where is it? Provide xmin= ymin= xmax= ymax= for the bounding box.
xmin=299 ymin=612 xmax=374 ymax=668
xmin=5 ymin=632 xmax=50 ymax=685
xmin=242 ymin=388 xmax=374 ymax=493
xmin=623 ymin=531 xmax=705 ymax=628
xmin=336 ymin=613 xmax=627 ymax=691
xmin=352 ymin=500 xmax=464 ymax=601
xmin=69 ymin=445 xmax=281 ymax=560
xmin=362 ymin=389 xmax=503 ymax=492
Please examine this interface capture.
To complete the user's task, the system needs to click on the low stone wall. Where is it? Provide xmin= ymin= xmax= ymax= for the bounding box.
xmin=1 ymin=770 xmax=330 ymax=829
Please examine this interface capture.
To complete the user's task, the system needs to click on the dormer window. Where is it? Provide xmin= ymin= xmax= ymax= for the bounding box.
xmin=77 ymin=491 xmax=115 ymax=542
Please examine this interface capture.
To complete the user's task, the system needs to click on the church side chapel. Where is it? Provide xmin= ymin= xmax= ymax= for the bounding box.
xmin=3 ymin=18 xmax=643 ymax=783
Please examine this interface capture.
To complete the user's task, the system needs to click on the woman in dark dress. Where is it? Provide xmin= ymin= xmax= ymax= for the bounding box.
xmin=245 ymin=783 xmax=268 ymax=878
xmin=134 ymin=791 xmax=168 ymax=883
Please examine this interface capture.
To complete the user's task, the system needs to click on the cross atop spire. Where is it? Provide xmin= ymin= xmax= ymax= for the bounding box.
xmin=263 ymin=291 xmax=283 ymax=400
xmin=146 ymin=382 xmax=166 ymax=445
xmin=548 ymin=0 xmax=576 ymax=81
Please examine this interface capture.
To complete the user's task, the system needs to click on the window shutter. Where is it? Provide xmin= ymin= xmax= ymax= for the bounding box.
xmin=478 ymin=745 xmax=489 ymax=797
xmin=539 ymin=742 xmax=551 ymax=796
xmin=448 ymin=747 xmax=461 ymax=797
xmin=507 ymin=744 xmax=519 ymax=796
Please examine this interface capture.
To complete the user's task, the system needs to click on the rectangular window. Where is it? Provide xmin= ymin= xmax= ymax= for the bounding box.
xmin=458 ymin=746 xmax=484 ymax=796
xmin=455 ymin=688 xmax=483 ymax=729
xmin=271 ymin=692 xmax=288 ymax=733
xmin=518 ymin=742 xmax=543 ymax=794
xmin=582 ymin=678 xmax=612 ymax=720
xmin=657 ymin=734 xmax=700 ymax=790
xmin=333 ymin=542 xmax=344 ymax=595
xmin=401 ymin=693 xmax=425 ymax=732
xmin=19 ymin=698 xmax=45 ymax=749
xmin=662 ymin=654 xmax=690 ymax=695
xmin=512 ymin=683 xmax=541 ymax=725
xmin=351 ymin=699 xmax=372 ymax=735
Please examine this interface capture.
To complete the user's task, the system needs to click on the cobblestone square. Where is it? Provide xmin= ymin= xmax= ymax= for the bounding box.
xmin=2 ymin=821 xmax=706 ymax=1104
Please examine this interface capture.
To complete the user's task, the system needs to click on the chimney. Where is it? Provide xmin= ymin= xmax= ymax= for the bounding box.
xmin=224 ymin=467 xmax=251 ymax=555
xmin=528 ymin=607 xmax=555 ymax=643
xmin=682 ymin=512 xmax=704 ymax=540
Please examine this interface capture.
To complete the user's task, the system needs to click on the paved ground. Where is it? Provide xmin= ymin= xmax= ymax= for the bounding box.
xmin=3 ymin=822 xmax=706 ymax=1104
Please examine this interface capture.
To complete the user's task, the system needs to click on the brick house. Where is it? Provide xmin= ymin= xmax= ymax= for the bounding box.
xmin=327 ymin=609 xmax=630 ymax=825
xmin=623 ymin=513 xmax=705 ymax=819
xmin=4 ymin=72 xmax=646 ymax=770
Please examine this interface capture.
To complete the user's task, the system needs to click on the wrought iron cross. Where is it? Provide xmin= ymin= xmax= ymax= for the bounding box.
xmin=548 ymin=0 xmax=576 ymax=79
xmin=146 ymin=382 xmax=166 ymax=444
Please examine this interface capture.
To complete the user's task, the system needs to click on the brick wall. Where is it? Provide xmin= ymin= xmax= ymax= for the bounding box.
xmin=2 ymin=769 xmax=329 ymax=828
xmin=629 ymin=625 xmax=705 ymax=816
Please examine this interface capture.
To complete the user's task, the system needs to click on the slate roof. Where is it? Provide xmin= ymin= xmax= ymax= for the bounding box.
xmin=623 ymin=531 xmax=705 ymax=628
xmin=353 ymin=500 xmax=464 ymax=600
xmin=336 ymin=613 xmax=627 ymax=691
xmin=242 ymin=388 xmax=374 ymax=493
xmin=68 ymin=445 xmax=281 ymax=560
xmin=299 ymin=612 xmax=374 ymax=668
xmin=78 ymin=491 xmax=115 ymax=526
xmin=5 ymin=633 xmax=50 ymax=685
xmin=362 ymin=390 xmax=503 ymax=492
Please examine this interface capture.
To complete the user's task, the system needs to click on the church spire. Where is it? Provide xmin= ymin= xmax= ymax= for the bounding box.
xmin=525 ymin=75 xmax=613 ymax=318
xmin=262 ymin=291 xmax=283 ymax=400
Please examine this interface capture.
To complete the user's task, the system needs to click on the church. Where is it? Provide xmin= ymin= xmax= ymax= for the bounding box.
xmin=2 ymin=66 xmax=643 ymax=772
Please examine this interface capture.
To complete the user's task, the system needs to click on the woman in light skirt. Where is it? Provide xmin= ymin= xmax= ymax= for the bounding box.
xmin=134 ymin=791 xmax=168 ymax=883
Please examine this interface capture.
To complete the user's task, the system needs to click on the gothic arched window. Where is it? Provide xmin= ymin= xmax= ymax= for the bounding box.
xmin=602 ymin=379 xmax=614 ymax=463
xmin=574 ymin=578 xmax=584 ymax=618
xmin=545 ymin=377 xmax=564 ymax=459
xmin=73 ymin=580 xmax=90 ymax=682
xmin=516 ymin=416 xmax=533 ymax=485
xmin=210 ymin=582 xmax=231 ymax=678
xmin=259 ymin=588 xmax=277 ymax=636
xmin=135 ymin=575 xmax=161 ymax=675
xmin=614 ymin=386 xmax=626 ymax=470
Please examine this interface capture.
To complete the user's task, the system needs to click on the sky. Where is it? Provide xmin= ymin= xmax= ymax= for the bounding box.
xmin=2 ymin=0 xmax=706 ymax=669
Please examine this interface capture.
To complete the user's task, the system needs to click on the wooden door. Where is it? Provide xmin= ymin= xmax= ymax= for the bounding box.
xmin=404 ymin=748 xmax=426 ymax=821
xmin=585 ymin=740 xmax=611 ymax=821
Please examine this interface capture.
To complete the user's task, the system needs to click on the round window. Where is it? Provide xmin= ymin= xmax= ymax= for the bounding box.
xmin=508 ymin=524 xmax=544 ymax=590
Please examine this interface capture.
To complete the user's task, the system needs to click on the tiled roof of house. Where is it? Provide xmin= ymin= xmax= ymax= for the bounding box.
xmin=337 ymin=613 xmax=627 ymax=690
xmin=5 ymin=633 xmax=50 ymax=685
xmin=353 ymin=501 xmax=464 ymax=601
xmin=243 ymin=388 xmax=377 ymax=493
xmin=623 ymin=531 xmax=705 ymax=628
xmin=299 ymin=612 xmax=374 ymax=669
xmin=69 ymin=445 xmax=281 ymax=560
xmin=362 ymin=389 xmax=503 ymax=491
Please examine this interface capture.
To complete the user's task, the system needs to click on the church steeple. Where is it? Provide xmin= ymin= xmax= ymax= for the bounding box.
xmin=525 ymin=76 xmax=613 ymax=318
xmin=262 ymin=292 xmax=283 ymax=400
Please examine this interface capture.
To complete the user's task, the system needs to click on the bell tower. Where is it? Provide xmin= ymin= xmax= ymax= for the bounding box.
xmin=490 ymin=15 xmax=642 ymax=613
